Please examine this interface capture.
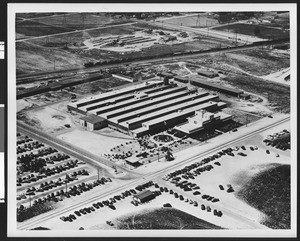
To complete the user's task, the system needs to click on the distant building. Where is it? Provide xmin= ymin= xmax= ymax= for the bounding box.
xmin=133 ymin=190 xmax=155 ymax=203
xmin=79 ymin=114 xmax=107 ymax=131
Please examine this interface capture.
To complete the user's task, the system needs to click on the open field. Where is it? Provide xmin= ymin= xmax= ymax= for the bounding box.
xmin=33 ymin=13 xmax=128 ymax=30
xmin=57 ymin=130 xmax=130 ymax=156
xmin=213 ymin=23 xmax=289 ymax=40
xmin=16 ymin=20 xmax=74 ymax=38
xmin=222 ymin=74 xmax=290 ymax=113
xmin=236 ymin=164 xmax=290 ymax=229
xmin=115 ymin=207 xmax=223 ymax=229
xmin=189 ymin=48 xmax=290 ymax=76
xmin=16 ymin=42 xmax=94 ymax=74
xmin=16 ymin=13 xmax=61 ymax=19
xmin=159 ymin=14 xmax=219 ymax=28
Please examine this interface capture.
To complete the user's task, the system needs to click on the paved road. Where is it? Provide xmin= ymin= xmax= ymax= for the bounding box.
xmin=17 ymin=116 xmax=289 ymax=230
xmin=154 ymin=20 xmax=267 ymax=44
xmin=17 ymin=122 xmax=140 ymax=178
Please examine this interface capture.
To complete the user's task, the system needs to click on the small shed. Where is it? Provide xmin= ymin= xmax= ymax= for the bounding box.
xmin=80 ymin=114 xmax=107 ymax=131
xmin=133 ymin=190 xmax=155 ymax=203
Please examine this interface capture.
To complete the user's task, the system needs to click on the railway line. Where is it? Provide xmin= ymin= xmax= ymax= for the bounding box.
xmin=17 ymin=116 xmax=290 ymax=230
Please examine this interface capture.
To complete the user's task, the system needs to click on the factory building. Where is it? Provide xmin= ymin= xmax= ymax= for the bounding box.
xmin=79 ymin=115 xmax=107 ymax=131
xmin=190 ymin=78 xmax=244 ymax=97
xmin=69 ymin=80 xmax=230 ymax=137
xmin=67 ymin=80 xmax=164 ymax=113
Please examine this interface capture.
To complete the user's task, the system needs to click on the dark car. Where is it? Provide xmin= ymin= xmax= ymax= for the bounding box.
xmin=74 ymin=211 xmax=81 ymax=216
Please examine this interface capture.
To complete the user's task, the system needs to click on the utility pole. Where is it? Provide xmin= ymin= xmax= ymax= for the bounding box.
xmin=65 ymin=180 xmax=68 ymax=193
xmin=63 ymin=14 xmax=67 ymax=28
xmin=53 ymin=55 xmax=56 ymax=70
xmin=29 ymin=195 xmax=32 ymax=208
xmin=97 ymin=168 xmax=99 ymax=181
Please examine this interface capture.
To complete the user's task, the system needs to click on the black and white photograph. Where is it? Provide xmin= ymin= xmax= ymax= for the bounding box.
xmin=6 ymin=2 xmax=297 ymax=238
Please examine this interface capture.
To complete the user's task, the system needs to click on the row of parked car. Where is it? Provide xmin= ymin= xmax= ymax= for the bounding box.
xmin=60 ymin=185 xmax=140 ymax=222
xmin=16 ymin=135 xmax=33 ymax=146
xmin=17 ymin=141 xmax=45 ymax=154
xmin=17 ymin=160 xmax=83 ymax=186
xmin=155 ymin=183 xmax=223 ymax=218
xmin=164 ymin=148 xmax=235 ymax=180
xmin=135 ymin=181 xmax=154 ymax=191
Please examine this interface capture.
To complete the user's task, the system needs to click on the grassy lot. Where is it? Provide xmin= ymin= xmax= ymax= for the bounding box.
xmin=115 ymin=207 xmax=223 ymax=229
xmin=16 ymin=20 xmax=74 ymax=37
xmin=214 ymin=23 xmax=289 ymax=40
xmin=236 ymin=164 xmax=290 ymax=229
xmin=162 ymin=14 xmax=219 ymax=28
xmin=34 ymin=13 xmax=128 ymax=30
xmin=223 ymin=74 xmax=290 ymax=113
xmin=16 ymin=13 xmax=59 ymax=19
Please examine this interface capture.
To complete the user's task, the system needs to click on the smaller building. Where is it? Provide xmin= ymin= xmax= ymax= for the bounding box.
xmin=133 ymin=190 xmax=155 ymax=203
xmin=239 ymin=93 xmax=251 ymax=100
xmin=197 ymin=70 xmax=219 ymax=78
xmin=79 ymin=114 xmax=107 ymax=131
xmin=174 ymin=75 xmax=189 ymax=84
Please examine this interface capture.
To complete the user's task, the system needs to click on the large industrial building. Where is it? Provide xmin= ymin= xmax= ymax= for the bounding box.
xmin=68 ymin=80 xmax=231 ymax=137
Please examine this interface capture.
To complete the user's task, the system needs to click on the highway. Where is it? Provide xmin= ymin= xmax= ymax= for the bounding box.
xmin=17 ymin=116 xmax=290 ymax=230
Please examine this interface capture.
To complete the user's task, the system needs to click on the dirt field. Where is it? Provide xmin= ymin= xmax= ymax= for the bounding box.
xmin=190 ymin=48 xmax=290 ymax=77
xmin=71 ymin=77 xmax=129 ymax=95
xmin=213 ymin=23 xmax=289 ymax=40
xmin=16 ymin=42 xmax=94 ymax=74
xmin=33 ymin=13 xmax=126 ymax=30
xmin=16 ymin=20 xmax=74 ymax=37
xmin=57 ymin=130 xmax=130 ymax=156
xmin=161 ymin=14 xmax=219 ymax=28
xmin=222 ymin=74 xmax=290 ymax=113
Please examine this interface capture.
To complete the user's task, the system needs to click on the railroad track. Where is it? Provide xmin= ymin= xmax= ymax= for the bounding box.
xmin=16 ymin=40 xmax=287 ymax=84
xmin=17 ymin=116 xmax=290 ymax=230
